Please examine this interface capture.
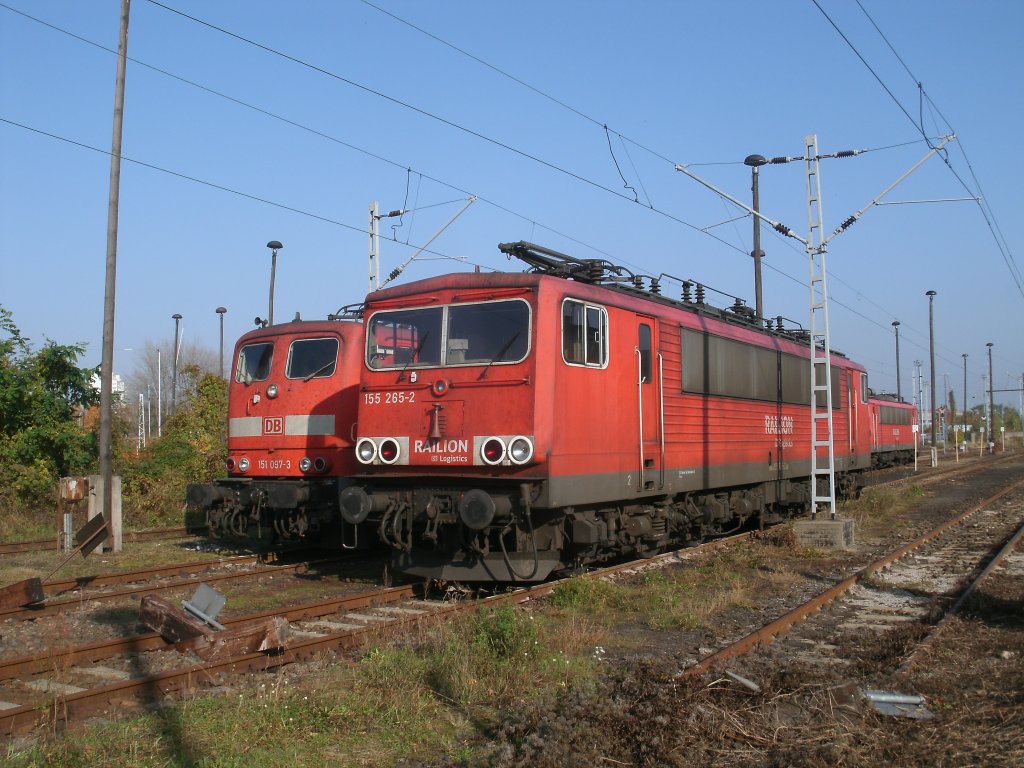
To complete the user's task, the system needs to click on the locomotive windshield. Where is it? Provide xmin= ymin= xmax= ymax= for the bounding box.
xmin=367 ymin=299 xmax=530 ymax=370
xmin=286 ymin=337 xmax=339 ymax=380
xmin=235 ymin=342 xmax=273 ymax=383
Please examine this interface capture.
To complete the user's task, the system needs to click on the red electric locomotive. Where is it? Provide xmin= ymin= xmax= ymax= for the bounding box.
xmin=186 ymin=315 xmax=366 ymax=550
xmin=339 ymin=242 xmax=876 ymax=582
xmin=867 ymin=394 xmax=918 ymax=467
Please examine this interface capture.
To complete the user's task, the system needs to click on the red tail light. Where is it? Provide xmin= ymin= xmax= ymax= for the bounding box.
xmin=481 ymin=437 xmax=506 ymax=465
xmin=379 ymin=438 xmax=400 ymax=464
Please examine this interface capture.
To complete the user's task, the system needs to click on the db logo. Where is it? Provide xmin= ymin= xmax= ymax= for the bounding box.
xmin=263 ymin=417 xmax=284 ymax=435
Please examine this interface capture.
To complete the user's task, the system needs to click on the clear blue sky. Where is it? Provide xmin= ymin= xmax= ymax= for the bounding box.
xmin=2 ymin=0 xmax=1022 ymax=412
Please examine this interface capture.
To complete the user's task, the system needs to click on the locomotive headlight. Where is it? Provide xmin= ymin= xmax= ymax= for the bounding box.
xmin=481 ymin=437 xmax=506 ymax=465
xmin=266 ymin=384 xmax=279 ymax=399
xmin=379 ymin=438 xmax=401 ymax=465
xmin=299 ymin=457 xmax=312 ymax=473
xmin=313 ymin=457 xmax=328 ymax=473
xmin=226 ymin=458 xmax=236 ymax=472
xmin=238 ymin=457 xmax=250 ymax=472
xmin=508 ymin=436 xmax=534 ymax=465
xmin=356 ymin=438 xmax=377 ymax=464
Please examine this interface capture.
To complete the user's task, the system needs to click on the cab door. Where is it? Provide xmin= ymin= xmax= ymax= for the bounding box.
xmin=634 ymin=316 xmax=663 ymax=491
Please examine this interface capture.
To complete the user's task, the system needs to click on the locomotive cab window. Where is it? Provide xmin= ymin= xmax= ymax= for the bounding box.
xmin=366 ymin=300 xmax=529 ymax=370
xmin=562 ymin=299 xmax=607 ymax=368
xmin=447 ymin=300 xmax=530 ymax=365
xmin=367 ymin=308 xmax=442 ymax=369
xmin=286 ymin=337 xmax=339 ymax=380
xmin=235 ymin=342 xmax=273 ymax=384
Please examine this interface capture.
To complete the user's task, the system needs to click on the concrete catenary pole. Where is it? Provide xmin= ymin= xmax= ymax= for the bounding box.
xmin=98 ymin=0 xmax=131 ymax=547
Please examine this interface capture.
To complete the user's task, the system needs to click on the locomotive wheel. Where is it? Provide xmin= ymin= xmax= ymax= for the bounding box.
xmin=638 ymin=544 xmax=665 ymax=559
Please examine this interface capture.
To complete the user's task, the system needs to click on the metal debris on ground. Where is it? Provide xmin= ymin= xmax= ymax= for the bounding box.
xmin=723 ymin=670 xmax=761 ymax=692
xmin=182 ymin=583 xmax=227 ymax=630
xmin=862 ymin=688 xmax=934 ymax=719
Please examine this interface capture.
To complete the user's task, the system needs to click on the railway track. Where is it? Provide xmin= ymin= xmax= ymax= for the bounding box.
xmin=866 ymin=448 xmax=1016 ymax=491
xmin=1 ymin=454 xmax=1018 ymax=741
xmin=0 ymin=554 xmax=325 ymax=623
xmin=681 ymin=471 xmax=1024 ymax=684
xmin=0 ymin=527 xmax=193 ymax=556
xmin=0 ymin=527 xmax=752 ymax=740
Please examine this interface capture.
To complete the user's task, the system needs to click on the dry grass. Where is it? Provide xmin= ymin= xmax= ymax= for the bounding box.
xmin=840 ymin=484 xmax=926 ymax=533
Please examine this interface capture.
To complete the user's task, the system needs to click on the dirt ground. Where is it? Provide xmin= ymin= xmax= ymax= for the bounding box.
xmin=408 ymin=463 xmax=1024 ymax=768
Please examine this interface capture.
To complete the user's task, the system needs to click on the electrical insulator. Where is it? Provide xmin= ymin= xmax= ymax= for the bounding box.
xmin=773 ymin=223 xmax=792 ymax=237
xmin=695 ymin=284 xmax=706 ymax=304
xmin=681 ymin=281 xmax=692 ymax=303
xmin=839 ymin=216 xmax=857 ymax=232
xmin=388 ymin=268 xmax=401 ymax=281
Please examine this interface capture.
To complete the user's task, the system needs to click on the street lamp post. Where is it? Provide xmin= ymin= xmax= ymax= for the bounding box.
xmin=171 ymin=313 xmax=182 ymax=415
xmin=892 ymin=320 xmax=902 ymax=401
xmin=926 ymin=291 xmax=937 ymax=448
xmin=267 ymin=240 xmax=283 ymax=326
xmin=987 ymin=342 xmax=995 ymax=451
xmin=216 ymin=306 xmax=227 ymax=379
xmin=744 ymin=154 xmax=767 ymax=321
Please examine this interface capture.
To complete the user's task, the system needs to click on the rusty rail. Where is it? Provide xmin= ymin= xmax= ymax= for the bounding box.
xmin=0 ymin=527 xmax=192 ymax=556
xmin=682 ymin=475 xmax=1024 ymax=677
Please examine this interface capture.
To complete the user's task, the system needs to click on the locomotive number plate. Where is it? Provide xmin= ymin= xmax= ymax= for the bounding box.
xmin=363 ymin=391 xmax=416 ymax=405
xmin=257 ymin=459 xmax=292 ymax=470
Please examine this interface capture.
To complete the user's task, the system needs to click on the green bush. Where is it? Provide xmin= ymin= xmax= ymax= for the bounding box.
xmin=0 ymin=306 xmax=97 ymax=526
xmin=469 ymin=605 xmax=538 ymax=660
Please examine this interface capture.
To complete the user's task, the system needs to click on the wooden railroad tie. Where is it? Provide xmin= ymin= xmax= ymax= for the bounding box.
xmin=139 ymin=594 xmax=290 ymax=662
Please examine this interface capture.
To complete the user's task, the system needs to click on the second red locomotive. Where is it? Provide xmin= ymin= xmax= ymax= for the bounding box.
xmin=186 ymin=315 xmax=365 ymax=550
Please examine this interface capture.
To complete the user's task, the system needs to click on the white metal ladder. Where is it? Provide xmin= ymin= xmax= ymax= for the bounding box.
xmin=805 ymin=134 xmax=836 ymax=519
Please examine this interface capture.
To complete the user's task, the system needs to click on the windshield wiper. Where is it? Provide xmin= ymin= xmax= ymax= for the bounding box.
xmin=478 ymin=331 xmax=520 ymax=380
xmin=302 ymin=360 xmax=336 ymax=382
xmin=398 ymin=332 xmax=430 ymax=382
